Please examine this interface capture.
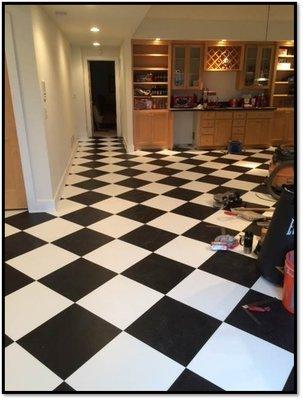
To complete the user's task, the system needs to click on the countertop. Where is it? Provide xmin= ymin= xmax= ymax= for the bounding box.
xmin=170 ymin=107 xmax=276 ymax=111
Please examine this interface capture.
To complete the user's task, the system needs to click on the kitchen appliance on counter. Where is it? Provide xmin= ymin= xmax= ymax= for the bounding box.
xmin=171 ymin=96 xmax=196 ymax=108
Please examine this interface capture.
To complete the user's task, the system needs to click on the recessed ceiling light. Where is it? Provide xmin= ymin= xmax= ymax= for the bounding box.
xmin=93 ymin=42 xmax=101 ymax=47
xmin=90 ymin=27 xmax=100 ymax=32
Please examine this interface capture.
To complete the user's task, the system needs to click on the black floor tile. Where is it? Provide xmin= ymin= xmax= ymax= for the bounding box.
xmin=181 ymin=158 xmax=204 ymax=165
xmin=62 ymin=207 xmax=111 ymax=226
xmin=183 ymin=221 xmax=238 ymax=244
xmin=199 ymin=251 xmax=260 ymax=287
xmin=80 ymin=161 xmax=107 ymax=169
xmin=189 ymin=166 xmax=217 ymax=175
xmin=5 ymin=264 xmax=34 ymax=296
xmin=157 ymin=176 xmax=189 ymax=187
xmin=5 ymin=232 xmax=46 ymax=261
xmin=119 ymin=178 xmax=150 ymax=188
xmin=53 ymin=228 xmax=113 ymax=256
xmin=235 ymin=174 xmax=266 ymax=184
xmin=120 ymin=225 xmax=176 ymax=252
xmin=149 ymin=160 xmax=172 ymax=167
xmin=72 ymin=179 xmax=108 ymax=190
xmin=68 ymin=191 xmax=108 ymax=206
xmin=54 ymin=382 xmax=75 ymax=392
xmin=18 ymin=304 xmax=120 ymax=379
xmin=40 ymin=258 xmax=116 ymax=302
xmin=118 ymin=168 xmax=143 ymax=177
xmin=118 ymin=204 xmax=165 ymax=223
xmin=165 ymin=188 xmax=201 ymax=201
xmin=224 ymin=165 xmax=251 ymax=173
xmin=173 ymin=203 xmax=214 ymax=220
xmin=123 ymin=253 xmax=194 ymax=294
xmin=116 ymin=160 xmax=140 ymax=168
xmin=5 ymin=211 xmax=55 ymax=230
xmin=150 ymin=167 xmax=179 ymax=175
xmin=169 ymin=369 xmax=224 ymax=392
xmin=5 ymin=335 xmax=14 ymax=347
xmin=225 ymin=290 xmax=294 ymax=352
xmin=283 ymin=368 xmax=296 ymax=392
xmin=197 ymin=175 xmax=229 ymax=185
xmin=117 ymin=189 xmax=155 ymax=203
xmin=252 ymin=184 xmax=270 ymax=194
xmin=77 ymin=169 xmax=106 ymax=179
xmin=126 ymin=297 xmax=221 ymax=366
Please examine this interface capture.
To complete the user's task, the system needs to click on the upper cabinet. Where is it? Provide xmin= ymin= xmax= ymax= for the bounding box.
xmin=237 ymin=44 xmax=275 ymax=89
xmin=172 ymin=44 xmax=203 ymax=90
xmin=204 ymin=42 xmax=244 ymax=71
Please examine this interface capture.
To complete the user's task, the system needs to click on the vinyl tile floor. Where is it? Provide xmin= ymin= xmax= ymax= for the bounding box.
xmin=4 ymin=138 xmax=294 ymax=392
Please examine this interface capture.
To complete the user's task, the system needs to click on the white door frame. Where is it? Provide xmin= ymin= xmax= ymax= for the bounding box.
xmin=83 ymin=56 xmax=121 ymax=138
xmin=5 ymin=12 xmax=36 ymax=211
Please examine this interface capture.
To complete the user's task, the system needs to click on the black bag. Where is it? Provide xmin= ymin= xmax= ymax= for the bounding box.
xmin=257 ymin=185 xmax=294 ymax=285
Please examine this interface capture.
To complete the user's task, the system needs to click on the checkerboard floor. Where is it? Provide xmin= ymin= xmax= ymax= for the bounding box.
xmin=4 ymin=138 xmax=294 ymax=392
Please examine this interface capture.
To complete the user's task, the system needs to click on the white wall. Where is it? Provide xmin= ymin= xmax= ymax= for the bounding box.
xmin=31 ymin=6 xmax=76 ymax=198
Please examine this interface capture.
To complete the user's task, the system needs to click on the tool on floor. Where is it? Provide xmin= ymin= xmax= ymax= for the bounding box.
xmin=242 ymin=299 xmax=274 ymax=325
xmin=213 ymin=191 xmax=244 ymax=210
xmin=210 ymin=234 xmax=239 ymax=251
xmin=239 ymin=231 xmax=254 ymax=254
xmin=225 ymin=209 xmax=272 ymax=222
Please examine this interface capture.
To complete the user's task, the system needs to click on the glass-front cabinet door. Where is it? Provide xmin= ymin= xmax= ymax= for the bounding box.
xmin=256 ymin=46 xmax=273 ymax=88
xmin=187 ymin=46 xmax=201 ymax=89
xmin=173 ymin=46 xmax=186 ymax=89
xmin=243 ymin=46 xmax=258 ymax=87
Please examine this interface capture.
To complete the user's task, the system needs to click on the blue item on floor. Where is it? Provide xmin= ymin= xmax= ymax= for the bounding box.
xmin=227 ymin=140 xmax=242 ymax=154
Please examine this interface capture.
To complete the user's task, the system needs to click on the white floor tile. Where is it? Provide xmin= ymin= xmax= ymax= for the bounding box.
xmin=96 ymin=173 xmax=127 ymax=184
xmin=133 ymin=163 xmax=161 ymax=172
xmin=161 ymin=155 xmax=186 ymax=162
xmin=136 ymin=172 xmax=167 ymax=182
xmin=241 ymin=191 xmax=276 ymax=207
xmin=72 ymin=157 xmax=91 ymax=165
xmin=5 ymin=282 xmax=72 ymax=340
xmin=128 ymin=150 xmax=152 ymax=156
xmin=181 ymin=181 xmax=217 ymax=193
xmin=222 ymin=179 xmax=259 ymax=191
xmin=168 ymin=162 xmax=194 ymax=171
xmin=142 ymin=195 xmax=185 ymax=211
xmin=5 ymin=343 xmax=62 ymax=391
xmin=221 ymin=154 xmax=248 ymax=160
xmin=251 ymin=276 xmax=283 ymax=300
xmin=190 ymin=193 xmax=214 ymax=207
xmin=130 ymin=156 xmax=155 ymax=163
xmin=140 ymin=182 xmax=173 ymax=195
xmin=250 ymin=153 xmax=273 ymax=159
xmin=148 ymin=212 xmax=200 ymax=235
xmin=96 ymin=164 xmax=125 ymax=173
xmin=210 ymin=169 xmax=243 ymax=179
xmin=203 ymin=210 xmax=251 ymax=231
xmin=7 ymin=244 xmax=79 ymax=280
xmin=5 ymin=224 xmax=20 ymax=237
xmin=25 ymin=218 xmax=82 ymax=242
xmin=61 ymin=185 xmax=87 ymax=199
xmin=88 ymin=215 xmax=142 ymax=238
xmin=91 ymin=197 xmax=136 ymax=214
xmin=173 ymin=171 xmax=205 ymax=180
xmin=93 ymin=184 xmax=131 ymax=196
xmin=5 ymin=210 xmax=26 ymax=218
xmin=200 ymin=161 xmax=229 ymax=170
xmin=50 ymin=199 xmax=85 ymax=217
xmin=168 ymin=269 xmax=248 ymax=321
xmin=84 ymin=239 xmax=150 ymax=273
xmin=192 ymin=155 xmax=217 ymax=162
xmin=156 ymin=236 xmax=214 ymax=268
xmin=66 ymin=332 xmax=183 ymax=391
xmin=156 ymin=149 xmax=180 ymax=156
xmin=188 ymin=323 xmax=294 ymax=391
xmin=246 ymin=168 xmax=269 ymax=177
xmin=69 ymin=165 xmax=90 ymax=174
xmin=78 ymin=275 xmax=163 ymax=329
xmin=65 ymin=174 xmax=89 ymax=185
xmin=99 ymin=157 xmax=125 ymax=164
xmin=233 ymin=160 xmax=262 ymax=169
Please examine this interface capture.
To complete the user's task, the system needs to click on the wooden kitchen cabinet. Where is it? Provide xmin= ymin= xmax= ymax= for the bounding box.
xmin=172 ymin=44 xmax=203 ymax=90
xmin=245 ymin=117 xmax=272 ymax=146
xmin=133 ymin=110 xmax=172 ymax=150
xmin=237 ymin=44 xmax=275 ymax=89
xmin=271 ymin=109 xmax=294 ymax=145
xmin=214 ymin=118 xmax=232 ymax=146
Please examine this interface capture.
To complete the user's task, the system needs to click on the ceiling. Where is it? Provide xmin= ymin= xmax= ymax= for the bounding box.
xmin=43 ymin=5 xmax=151 ymax=46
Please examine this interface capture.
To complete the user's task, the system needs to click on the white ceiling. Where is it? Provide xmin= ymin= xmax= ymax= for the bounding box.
xmin=43 ymin=5 xmax=150 ymax=46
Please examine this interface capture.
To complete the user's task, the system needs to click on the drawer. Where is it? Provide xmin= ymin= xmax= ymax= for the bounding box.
xmin=200 ymin=112 xmax=215 ymax=119
xmin=200 ymin=127 xmax=215 ymax=135
xmin=232 ymin=134 xmax=245 ymax=142
xmin=233 ymin=111 xmax=246 ymax=119
xmin=201 ymin=119 xmax=215 ymax=128
xmin=232 ymin=119 xmax=246 ymax=127
xmin=247 ymin=111 xmax=274 ymax=119
xmin=232 ymin=126 xmax=245 ymax=135
xmin=200 ymin=135 xmax=214 ymax=146
xmin=215 ymin=112 xmax=233 ymax=120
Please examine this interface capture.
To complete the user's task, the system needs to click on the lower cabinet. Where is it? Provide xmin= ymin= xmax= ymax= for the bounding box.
xmin=214 ymin=119 xmax=232 ymax=146
xmin=245 ymin=118 xmax=272 ymax=146
xmin=133 ymin=110 xmax=172 ymax=150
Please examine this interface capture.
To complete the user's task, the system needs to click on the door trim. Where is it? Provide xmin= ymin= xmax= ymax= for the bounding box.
xmin=5 ymin=13 xmax=35 ymax=211
xmin=83 ymin=56 xmax=121 ymax=138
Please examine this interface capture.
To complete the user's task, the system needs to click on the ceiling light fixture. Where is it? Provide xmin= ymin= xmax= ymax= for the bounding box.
xmin=93 ymin=42 xmax=101 ymax=47
xmin=155 ymin=38 xmax=161 ymax=42
xmin=90 ymin=27 xmax=100 ymax=32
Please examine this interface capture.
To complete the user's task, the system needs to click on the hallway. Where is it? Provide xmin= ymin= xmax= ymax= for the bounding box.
xmin=5 ymin=138 xmax=294 ymax=392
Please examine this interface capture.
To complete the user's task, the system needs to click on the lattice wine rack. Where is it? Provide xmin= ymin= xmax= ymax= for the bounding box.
xmin=205 ymin=45 xmax=242 ymax=71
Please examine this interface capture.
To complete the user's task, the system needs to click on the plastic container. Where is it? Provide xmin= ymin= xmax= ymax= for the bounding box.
xmin=282 ymin=250 xmax=294 ymax=314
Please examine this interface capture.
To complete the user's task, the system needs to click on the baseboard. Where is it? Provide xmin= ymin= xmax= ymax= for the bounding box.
xmin=54 ymin=140 xmax=79 ymax=209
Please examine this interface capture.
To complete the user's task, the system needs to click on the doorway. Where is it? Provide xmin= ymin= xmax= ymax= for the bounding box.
xmin=89 ymin=61 xmax=117 ymax=138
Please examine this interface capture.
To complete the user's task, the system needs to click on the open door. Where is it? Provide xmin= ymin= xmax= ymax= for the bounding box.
xmin=5 ymin=59 xmax=27 ymax=210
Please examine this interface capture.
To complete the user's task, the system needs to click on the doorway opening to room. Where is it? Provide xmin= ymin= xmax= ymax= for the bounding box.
xmin=89 ymin=60 xmax=117 ymax=138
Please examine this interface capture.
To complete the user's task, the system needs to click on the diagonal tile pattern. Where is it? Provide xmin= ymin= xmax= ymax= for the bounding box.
xmin=4 ymin=137 xmax=294 ymax=393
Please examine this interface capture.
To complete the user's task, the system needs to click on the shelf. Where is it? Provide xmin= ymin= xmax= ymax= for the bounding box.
xmin=278 ymin=55 xmax=294 ymax=58
xmin=133 ymin=53 xmax=168 ymax=57
xmin=276 ymin=69 xmax=294 ymax=72
xmin=273 ymin=94 xmax=294 ymax=97
xmin=133 ymin=67 xmax=168 ymax=71
xmin=134 ymin=95 xmax=168 ymax=98
xmin=275 ymin=81 xmax=290 ymax=84
xmin=133 ymin=82 xmax=168 ymax=85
